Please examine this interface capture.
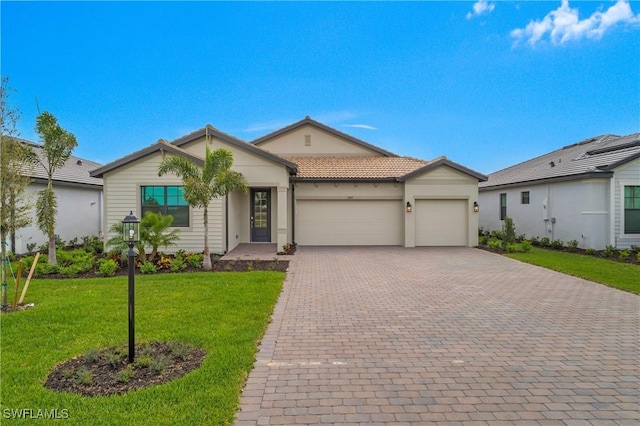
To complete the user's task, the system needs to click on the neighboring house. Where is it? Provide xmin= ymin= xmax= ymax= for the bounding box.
xmin=479 ymin=133 xmax=640 ymax=250
xmin=90 ymin=117 xmax=487 ymax=254
xmin=12 ymin=139 xmax=104 ymax=254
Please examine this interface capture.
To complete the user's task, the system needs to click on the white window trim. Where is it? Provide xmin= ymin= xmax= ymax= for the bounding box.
xmin=619 ymin=180 xmax=640 ymax=237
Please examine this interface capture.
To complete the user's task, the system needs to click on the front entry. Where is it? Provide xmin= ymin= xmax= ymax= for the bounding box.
xmin=250 ymin=188 xmax=271 ymax=242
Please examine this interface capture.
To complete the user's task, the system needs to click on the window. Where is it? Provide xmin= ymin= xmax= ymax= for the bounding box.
xmin=624 ymin=186 xmax=640 ymax=234
xmin=500 ymin=193 xmax=507 ymax=220
xmin=141 ymin=186 xmax=189 ymax=227
xmin=521 ymin=191 xmax=530 ymax=204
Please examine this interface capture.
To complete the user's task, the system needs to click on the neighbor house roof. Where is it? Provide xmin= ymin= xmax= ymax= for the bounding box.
xmin=480 ymin=133 xmax=640 ymax=190
xmin=251 ymin=116 xmax=397 ymax=157
xmin=90 ymin=125 xmax=297 ymax=178
xmin=287 ymin=155 xmax=488 ymax=182
xmin=14 ymin=138 xmax=103 ymax=188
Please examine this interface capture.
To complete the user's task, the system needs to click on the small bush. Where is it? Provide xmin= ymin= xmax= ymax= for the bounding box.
xmin=82 ymin=235 xmax=104 ymax=254
xmin=567 ymin=240 xmax=579 ymax=251
xmin=586 ymin=248 xmax=596 ymax=255
xmin=516 ymin=234 xmax=527 ymax=243
xmin=74 ymin=367 xmax=93 ymax=386
xmin=168 ymin=341 xmax=190 ymax=360
xmin=115 ymin=365 xmax=135 ymax=383
xmin=97 ymin=259 xmax=119 ymax=277
xmin=488 ymin=239 xmax=502 ymax=250
xmin=551 ymin=239 xmax=564 ymax=250
xmin=186 ymin=253 xmax=203 ymax=269
xmin=26 ymin=243 xmax=37 ymax=253
xmin=156 ymin=254 xmax=172 ymax=270
xmin=84 ymin=348 xmax=101 ymax=363
xmin=170 ymin=256 xmax=186 ymax=273
xmin=106 ymin=351 xmax=122 ymax=369
xmin=134 ymin=355 xmax=152 ymax=368
xmin=502 ymin=217 xmax=516 ymax=245
xmin=140 ymin=261 xmax=157 ymax=274
xmin=529 ymin=236 xmax=540 ymax=246
xmin=602 ymin=245 xmax=617 ymax=258
xmin=618 ymin=249 xmax=630 ymax=260
xmin=540 ymin=237 xmax=551 ymax=247
xmin=505 ymin=244 xmax=520 ymax=253
xmin=520 ymin=240 xmax=532 ymax=253
xmin=150 ymin=355 xmax=170 ymax=373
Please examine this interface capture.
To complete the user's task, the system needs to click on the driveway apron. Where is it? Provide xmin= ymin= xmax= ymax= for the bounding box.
xmin=235 ymin=247 xmax=639 ymax=425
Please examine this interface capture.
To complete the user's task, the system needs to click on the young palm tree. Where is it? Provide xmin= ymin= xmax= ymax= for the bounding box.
xmin=158 ymin=146 xmax=248 ymax=270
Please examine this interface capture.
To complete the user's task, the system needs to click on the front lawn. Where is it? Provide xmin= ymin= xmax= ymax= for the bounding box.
xmin=506 ymin=247 xmax=640 ymax=294
xmin=0 ymin=272 xmax=284 ymax=425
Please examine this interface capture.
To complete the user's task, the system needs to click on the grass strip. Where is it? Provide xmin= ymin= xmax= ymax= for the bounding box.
xmin=1 ymin=272 xmax=284 ymax=425
xmin=506 ymin=247 xmax=639 ymax=294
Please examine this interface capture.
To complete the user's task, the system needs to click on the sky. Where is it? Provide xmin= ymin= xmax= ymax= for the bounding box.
xmin=1 ymin=0 xmax=639 ymax=175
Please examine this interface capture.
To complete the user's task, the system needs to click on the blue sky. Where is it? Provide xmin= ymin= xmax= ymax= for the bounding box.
xmin=2 ymin=1 xmax=639 ymax=174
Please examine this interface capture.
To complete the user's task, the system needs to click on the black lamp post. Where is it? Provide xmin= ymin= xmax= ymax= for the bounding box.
xmin=122 ymin=211 xmax=140 ymax=363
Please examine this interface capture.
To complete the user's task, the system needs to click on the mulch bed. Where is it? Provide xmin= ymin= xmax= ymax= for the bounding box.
xmin=44 ymin=341 xmax=206 ymax=397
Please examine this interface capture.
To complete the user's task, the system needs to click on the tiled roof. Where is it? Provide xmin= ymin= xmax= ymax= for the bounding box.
xmin=480 ymin=133 xmax=640 ymax=189
xmin=286 ymin=156 xmax=430 ymax=179
xmin=16 ymin=139 xmax=103 ymax=187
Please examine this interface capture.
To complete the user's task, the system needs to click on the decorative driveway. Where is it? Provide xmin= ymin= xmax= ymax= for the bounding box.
xmin=235 ymin=247 xmax=639 ymax=425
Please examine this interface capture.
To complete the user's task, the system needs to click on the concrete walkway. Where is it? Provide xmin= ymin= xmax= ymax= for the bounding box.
xmin=235 ymin=247 xmax=639 ymax=425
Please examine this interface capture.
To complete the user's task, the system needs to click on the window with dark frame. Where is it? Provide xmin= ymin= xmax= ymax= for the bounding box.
xmin=624 ymin=186 xmax=640 ymax=234
xmin=521 ymin=191 xmax=530 ymax=204
xmin=141 ymin=186 xmax=189 ymax=227
xmin=500 ymin=193 xmax=507 ymax=220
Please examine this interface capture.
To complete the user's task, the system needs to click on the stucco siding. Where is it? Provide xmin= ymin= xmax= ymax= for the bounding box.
xmin=14 ymin=183 xmax=102 ymax=254
xmin=255 ymin=125 xmax=380 ymax=157
xmin=405 ymin=166 xmax=479 ymax=247
xmin=613 ymin=159 xmax=640 ymax=249
xmin=479 ymin=179 xmax=610 ymax=249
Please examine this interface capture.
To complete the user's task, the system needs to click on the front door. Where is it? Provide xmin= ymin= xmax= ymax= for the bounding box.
xmin=250 ymin=188 xmax=271 ymax=242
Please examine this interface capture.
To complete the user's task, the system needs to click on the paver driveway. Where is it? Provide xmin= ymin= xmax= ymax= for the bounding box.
xmin=235 ymin=247 xmax=639 ymax=425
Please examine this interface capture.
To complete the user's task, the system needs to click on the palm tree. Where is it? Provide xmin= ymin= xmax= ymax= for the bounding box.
xmin=158 ymin=146 xmax=248 ymax=270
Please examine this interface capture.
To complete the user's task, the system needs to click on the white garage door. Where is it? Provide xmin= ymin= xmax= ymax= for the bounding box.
xmin=296 ymin=200 xmax=403 ymax=245
xmin=415 ymin=199 xmax=468 ymax=246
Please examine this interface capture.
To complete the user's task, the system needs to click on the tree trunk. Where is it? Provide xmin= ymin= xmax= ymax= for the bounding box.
xmin=48 ymin=233 xmax=57 ymax=265
xmin=202 ymin=205 xmax=212 ymax=270
xmin=1 ymin=228 xmax=7 ymax=310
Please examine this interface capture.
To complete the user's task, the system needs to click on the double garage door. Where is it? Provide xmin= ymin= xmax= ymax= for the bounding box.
xmin=296 ymin=199 xmax=468 ymax=246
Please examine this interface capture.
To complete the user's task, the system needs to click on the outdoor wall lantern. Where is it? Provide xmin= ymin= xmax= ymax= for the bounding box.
xmin=122 ymin=211 xmax=140 ymax=363
xmin=406 ymin=202 xmax=412 ymax=213
xmin=473 ymin=201 xmax=480 ymax=213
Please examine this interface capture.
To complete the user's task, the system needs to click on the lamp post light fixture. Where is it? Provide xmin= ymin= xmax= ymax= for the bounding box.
xmin=473 ymin=201 xmax=480 ymax=213
xmin=122 ymin=211 xmax=140 ymax=363
xmin=406 ymin=201 xmax=413 ymax=213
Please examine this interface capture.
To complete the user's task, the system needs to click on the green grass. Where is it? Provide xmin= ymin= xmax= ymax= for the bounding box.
xmin=506 ymin=247 xmax=640 ymax=294
xmin=0 ymin=272 xmax=284 ymax=425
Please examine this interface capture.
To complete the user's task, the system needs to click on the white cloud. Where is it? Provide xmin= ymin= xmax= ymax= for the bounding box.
xmin=466 ymin=0 xmax=496 ymax=20
xmin=511 ymin=0 xmax=640 ymax=47
xmin=343 ymin=124 xmax=377 ymax=130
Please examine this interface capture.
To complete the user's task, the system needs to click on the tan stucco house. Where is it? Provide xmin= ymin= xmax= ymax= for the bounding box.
xmin=90 ymin=117 xmax=487 ymax=254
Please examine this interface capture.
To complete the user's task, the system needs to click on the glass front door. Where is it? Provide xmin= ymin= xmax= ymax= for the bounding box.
xmin=250 ymin=189 xmax=271 ymax=242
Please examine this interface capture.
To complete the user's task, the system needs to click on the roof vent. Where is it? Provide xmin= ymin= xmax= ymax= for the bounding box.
xmin=549 ymin=161 xmax=555 ymax=167
xmin=587 ymin=166 xmax=596 ymax=172
xmin=76 ymin=159 xmax=83 ymax=165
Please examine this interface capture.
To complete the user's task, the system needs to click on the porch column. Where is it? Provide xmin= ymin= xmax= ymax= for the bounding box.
xmin=277 ymin=186 xmax=288 ymax=251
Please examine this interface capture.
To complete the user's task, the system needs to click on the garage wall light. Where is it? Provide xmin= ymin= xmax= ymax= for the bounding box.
xmin=473 ymin=201 xmax=479 ymax=213
xmin=406 ymin=202 xmax=412 ymax=213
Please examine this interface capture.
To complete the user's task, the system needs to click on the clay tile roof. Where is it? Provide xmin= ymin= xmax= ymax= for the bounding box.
xmin=286 ymin=156 xmax=430 ymax=179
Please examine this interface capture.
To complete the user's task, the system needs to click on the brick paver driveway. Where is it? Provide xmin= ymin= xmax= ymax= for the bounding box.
xmin=235 ymin=247 xmax=639 ymax=425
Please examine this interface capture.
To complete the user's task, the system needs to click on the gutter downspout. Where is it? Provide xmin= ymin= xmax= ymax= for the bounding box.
xmin=291 ymin=183 xmax=296 ymax=244
xmin=225 ymin=193 xmax=229 ymax=254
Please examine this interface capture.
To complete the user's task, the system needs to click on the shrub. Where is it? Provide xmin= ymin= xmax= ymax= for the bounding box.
xmin=520 ymin=240 xmax=532 ymax=252
xmin=74 ymin=367 xmax=93 ymax=386
xmin=602 ymin=245 xmax=617 ymax=258
xmin=529 ymin=236 xmax=540 ymax=246
xmin=170 ymin=255 xmax=186 ymax=273
xmin=637 ymin=251 xmax=640 ymax=262
xmin=551 ymin=239 xmax=564 ymax=250
xmin=586 ymin=248 xmax=596 ymax=255
xmin=81 ymin=235 xmax=104 ymax=254
xmin=502 ymin=217 xmax=516 ymax=245
xmin=26 ymin=243 xmax=37 ymax=253
xmin=186 ymin=253 xmax=203 ymax=269
xmin=516 ymin=234 xmax=527 ymax=243
xmin=84 ymin=348 xmax=100 ymax=363
xmin=97 ymin=259 xmax=119 ymax=277
xmin=618 ymin=249 xmax=630 ymax=261
xmin=156 ymin=254 xmax=172 ymax=270
xmin=150 ymin=355 xmax=170 ymax=373
xmin=488 ymin=239 xmax=502 ymax=250
xmin=140 ymin=261 xmax=157 ymax=274
xmin=115 ymin=365 xmax=135 ymax=383
xmin=134 ymin=354 xmax=152 ymax=368
xmin=540 ymin=237 xmax=551 ymax=247
xmin=505 ymin=244 xmax=519 ymax=253
xmin=567 ymin=240 xmax=579 ymax=251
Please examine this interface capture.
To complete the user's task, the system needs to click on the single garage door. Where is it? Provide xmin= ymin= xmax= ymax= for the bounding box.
xmin=415 ymin=199 xmax=468 ymax=246
xmin=296 ymin=199 xmax=403 ymax=245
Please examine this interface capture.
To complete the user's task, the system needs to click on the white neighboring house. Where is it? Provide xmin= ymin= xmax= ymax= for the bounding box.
xmin=11 ymin=139 xmax=103 ymax=254
xmin=479 ymin=133 xmax=640 ymax=250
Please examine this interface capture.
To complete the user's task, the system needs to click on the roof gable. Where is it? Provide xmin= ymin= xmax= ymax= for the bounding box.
xmin=251 ymin=116 xmax=397 ymax=157
xmin=399 ymin=157 xmax=488 ymax=182
xmin=480 ymin=133 xmax=640 ymax=189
